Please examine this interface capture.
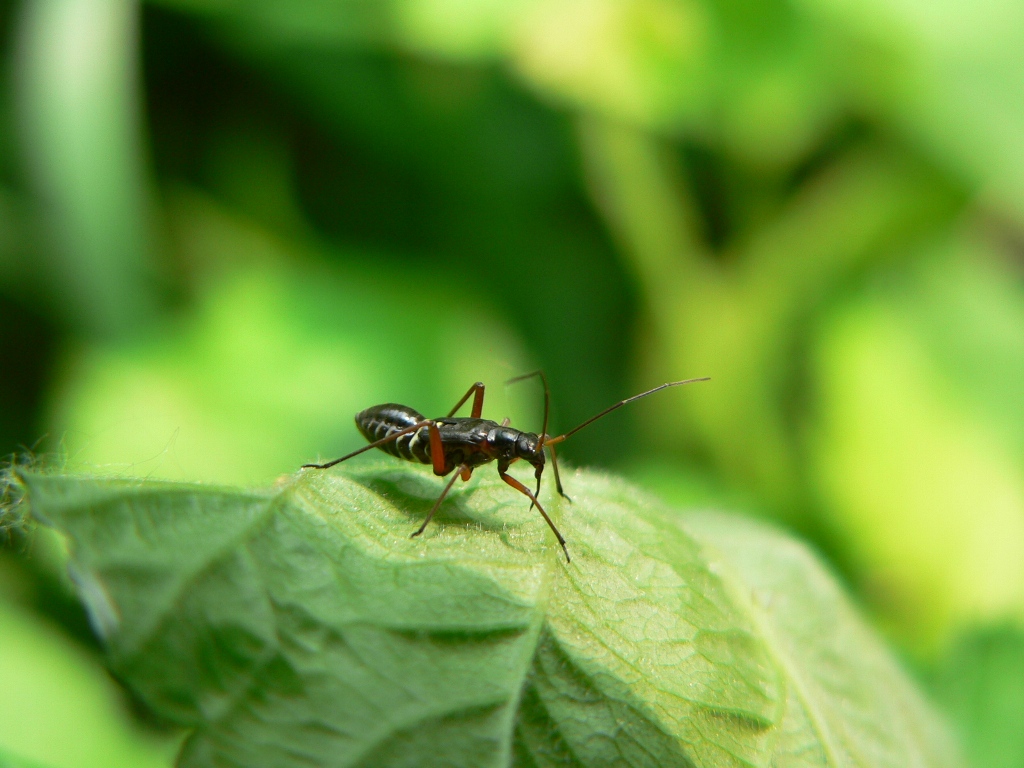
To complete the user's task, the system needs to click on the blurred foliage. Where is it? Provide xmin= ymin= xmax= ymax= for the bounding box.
xmin=1 ymin=0 xmax=1023 ymax=764
xmin=931 ymin=625 xmax=1024 ymax=768
xmin=53 ymin=189 xmax=534 ymax=485
xmin=811 ymin=230 xmax=1024 ymax=652
xmin=0 ymin=571 xmax=180 ymax=768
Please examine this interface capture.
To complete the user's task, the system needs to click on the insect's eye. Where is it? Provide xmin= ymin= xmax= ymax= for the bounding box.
xmin=517 ymin=435 xmax=538 ymax=457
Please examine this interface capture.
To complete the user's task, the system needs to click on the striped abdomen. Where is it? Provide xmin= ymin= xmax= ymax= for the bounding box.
xmin=355 ymin=403 xmax=432 ymax=464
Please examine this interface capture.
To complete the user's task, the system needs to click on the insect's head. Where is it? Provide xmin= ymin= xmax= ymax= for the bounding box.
xmin=515 ymin=432 xmax=545 ymax=468
xmin=488 ymin=426 xmax=545 ymax=468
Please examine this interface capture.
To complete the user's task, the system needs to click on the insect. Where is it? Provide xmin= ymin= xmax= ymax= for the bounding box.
xmin=302 ymin=372 xmax=708 ymax=562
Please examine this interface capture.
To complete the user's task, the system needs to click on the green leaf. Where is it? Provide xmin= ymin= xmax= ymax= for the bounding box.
xmin=17 ymin=465 xmax=954 ymax=767
xmin=684 ymin=513 xmax=959 ymax=768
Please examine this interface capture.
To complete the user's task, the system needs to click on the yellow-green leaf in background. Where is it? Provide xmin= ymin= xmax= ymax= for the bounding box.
xmin=810 ymin=228 xmax=1024 ymax=652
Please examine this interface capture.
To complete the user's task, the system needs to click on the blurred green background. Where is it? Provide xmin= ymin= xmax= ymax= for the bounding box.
xmin=1 ymin=0 xmax=1024 ymax=766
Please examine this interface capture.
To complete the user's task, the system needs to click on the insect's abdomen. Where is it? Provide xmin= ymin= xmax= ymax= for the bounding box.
xmin=355 ymin=404 xmax=432 ymax=464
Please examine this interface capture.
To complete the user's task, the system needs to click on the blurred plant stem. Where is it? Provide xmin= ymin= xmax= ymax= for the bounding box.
xmin=580 ymin=118 xmax=962 ymax=522
xmin=14 ymin=0 xmax=160 ymax=338
xmin=0 ymin=185 xmax=31 ymax=292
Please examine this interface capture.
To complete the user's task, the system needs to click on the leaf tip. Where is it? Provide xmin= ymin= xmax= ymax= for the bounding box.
xmin=0 ymin=450 xmax=72 ymax=540
xmin=0 ymin=451 xmax=39 ymax=543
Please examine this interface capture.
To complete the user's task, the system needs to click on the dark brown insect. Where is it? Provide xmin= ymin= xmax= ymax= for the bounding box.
xmin=302 ymin=372 xmax=708 ymax=562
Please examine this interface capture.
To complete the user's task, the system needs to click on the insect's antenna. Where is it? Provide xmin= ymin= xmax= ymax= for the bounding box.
xmin=505 ymin=372 xmax=561 ymax=505
xmin=506 ymin=369 xmax=551 ymax=439
xmin=544 ymin=378 xmax=710 ymax=447
xmin=507 ymin=370 xmax=570 ymax=500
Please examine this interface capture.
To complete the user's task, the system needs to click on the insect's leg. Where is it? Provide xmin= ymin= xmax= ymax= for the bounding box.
xmin=524 ymin=460 xmax=543 ymax=513
xmin=446 ymin=382 xmax=486 ymax=418
xmin=411 ymin=464 xmax=468 ymax=539
xmin=499 ymin=468 xmax=570 ymax=563
xmin=547 ymin=443 xmax=571 ymax=501
xmin=302 ymin=421 xmax=433 ymax=470
xmin=428 ymin=422 xmax=448 ymax=476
